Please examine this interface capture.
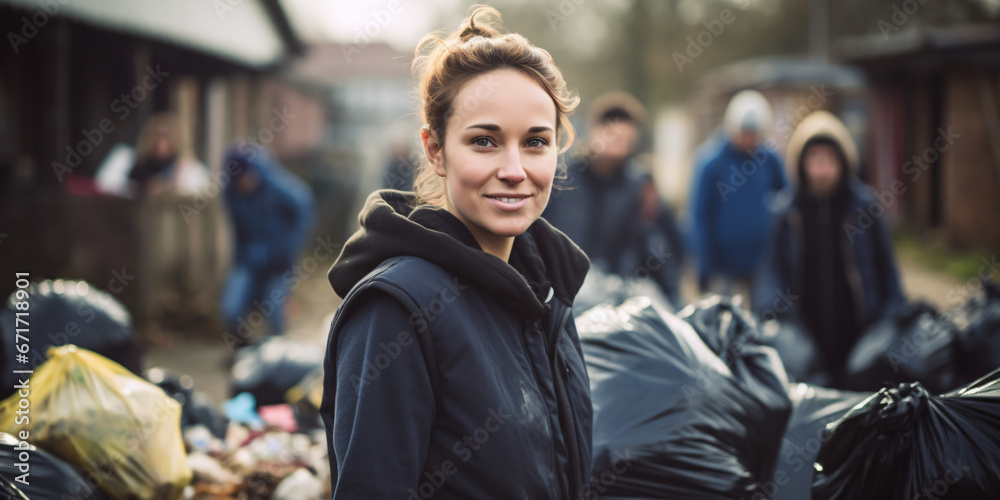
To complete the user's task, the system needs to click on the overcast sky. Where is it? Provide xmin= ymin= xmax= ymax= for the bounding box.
xmin=281 ymin=0 xmax=463 ymax=51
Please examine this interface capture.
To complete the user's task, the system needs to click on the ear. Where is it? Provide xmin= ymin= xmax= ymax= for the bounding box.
xmin=421 ymin=127 xmax=446 ymax=177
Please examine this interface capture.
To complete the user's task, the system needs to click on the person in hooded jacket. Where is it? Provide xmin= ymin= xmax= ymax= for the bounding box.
xmin=221 ymin=142 xmax=315 ymax=338
xmin=690 ymin=90 xmax=787 ymax=297
xmin=322 ymin=7 xmax=594 ymax=499
xmin=754 ymin=111 xmax=905 ymax=386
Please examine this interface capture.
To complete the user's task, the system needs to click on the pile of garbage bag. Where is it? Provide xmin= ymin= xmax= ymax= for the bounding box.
xmin=954 ymin=281 xmax=1000 ymax=383
xmin=844 ymin=301 xmax=961 ymax=394
xmin=0 ymin=345 xmax=190 ymax=500
xmin=813 ymin=368 xmax=1000 ymax=499
xmin=769 ymin=384 xmax=869 ymax=500
xmin=757 ymin=319 xmax=829 ymax=386
xmin=578 ymin=295 xmax=791 ymax=498
xmin=573 ymin=267 xmax=675 ymax=317
xmin=756 ymin=282 xmax=1000 ymax=394
xmin=230 ymin=336 xmax=324 ymax=407
xmin=0 ymin=279 xmax=143 ymax=400
xmin=0 ymin=431 xmax=110 ymax=499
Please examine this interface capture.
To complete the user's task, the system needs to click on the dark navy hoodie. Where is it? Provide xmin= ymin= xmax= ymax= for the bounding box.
xmin=322 ymin=190 xmax=593 ymax=499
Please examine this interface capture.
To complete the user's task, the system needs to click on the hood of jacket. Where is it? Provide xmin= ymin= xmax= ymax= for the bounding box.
xmin=329 ymin=190 xmax=591 ymax=318
xmin=785 ymin=110 xmax=860 ymax=191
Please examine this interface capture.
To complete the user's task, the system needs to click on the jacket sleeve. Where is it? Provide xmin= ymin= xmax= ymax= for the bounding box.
xmin=753 ymin=214 xmax=792 ymax=320
xmin=324 ymin=291 xmax=435 ymax=499
xmin=272 ymin=172 xmax=315 ymax=263
xmin=690 ymin=159 xmax=719 ymax=286
xmin=770 ymin=150 xmax=789 ymax=192
xmin=871 ymin=215 xmax=906 ymax=317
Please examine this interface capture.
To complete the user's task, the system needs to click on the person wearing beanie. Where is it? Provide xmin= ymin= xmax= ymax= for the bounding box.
xmin=220 ymin=142 xmax=315 ymax=340
xmin=543 ymin=91 xmax=685 ymax=307
xmin=754 ymin=111 xmax=905 ymax=386
xmin=689 ymin=90 xmax=787 ymax=298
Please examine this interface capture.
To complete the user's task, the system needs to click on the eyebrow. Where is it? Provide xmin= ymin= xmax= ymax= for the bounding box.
xmin=465 ymin=124 xmax=554 ymax=133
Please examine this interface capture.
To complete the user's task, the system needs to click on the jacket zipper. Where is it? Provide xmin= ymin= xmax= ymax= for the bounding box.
xmin=517 ymin=317 xmax=564 ymax=500
xmin=549 ymin=307 xmax=584 ymax=499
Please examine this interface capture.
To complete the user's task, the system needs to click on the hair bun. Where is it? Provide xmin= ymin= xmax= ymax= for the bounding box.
xmin=457 ymin=7 xmax=502 ymax=42
xmin=459 ymin=25 xmax=495 ymax=41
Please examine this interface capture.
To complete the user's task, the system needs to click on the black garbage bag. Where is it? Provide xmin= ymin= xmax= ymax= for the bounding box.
xmin=769 ymin=384 xmax=868 ymax=500
xmin=0 ymin=475 xmax=29 ymax=500
xmin=579 ymin=295 xmax=791 ymax=499
xmin=230 ymin=336 xmax=324 ymax=407
xmin=573 ymin=267 xmax=674 ymax=317
xmin=758 ymin=319 xmax=830 ymax=386
xmin=843 ymin=301 xmax=961 ymax=394
xmin=955 ymin=280 xmax=1000 ymax=383
xmin=0 ymin=280 xmax=143 ymax=400
xmin=147 ymin=367 xmax=228 ymax=438
xmin=812 ymin=369 xmax=1000 ymax=499
xmin=0 ymin=431 xmax=110 ymax=500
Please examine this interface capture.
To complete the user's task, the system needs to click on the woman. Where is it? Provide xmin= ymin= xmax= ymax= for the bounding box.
xmin=321 ymin=6 xmax=594 ymax=499
xmin=128 ymin=113 xmax=208 ymax=196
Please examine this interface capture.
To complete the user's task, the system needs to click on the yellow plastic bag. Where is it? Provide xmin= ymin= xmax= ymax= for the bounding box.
xmin=0 ymin=345 xmax=192 ymax=500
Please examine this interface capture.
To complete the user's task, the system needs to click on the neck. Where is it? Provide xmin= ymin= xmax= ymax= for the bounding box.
xmin=445 ymin=206 xmax=515 ymax=262
xmin=475 ymin=233 xmax=514 ymax=262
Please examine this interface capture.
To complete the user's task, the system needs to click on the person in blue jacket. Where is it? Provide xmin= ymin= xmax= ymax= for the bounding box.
xmin=221 ymin=142 xmax=314 ymax=338
xmin=322 ymin=8 xmax=594 ymax=499
xmin=754 ymin=111 xmax=905 ymax=385
xmin=690 ymin=90 xmax=787 ymax=297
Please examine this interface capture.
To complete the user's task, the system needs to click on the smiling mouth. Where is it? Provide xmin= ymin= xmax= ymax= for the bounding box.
xmin=485 ymin=195 xmax=529 ymax=203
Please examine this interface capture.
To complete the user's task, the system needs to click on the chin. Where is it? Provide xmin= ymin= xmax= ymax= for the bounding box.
xmin=485 ymin=216 xmax=535 ymax=238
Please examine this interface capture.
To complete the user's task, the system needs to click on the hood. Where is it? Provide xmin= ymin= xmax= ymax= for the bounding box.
xmin=224 ymin=142 xmax=273 ymax=192
xmin=785 ymin=110 xmax=860 ymax=187
xmin=329 ymin=190 xmax=591 ymax=318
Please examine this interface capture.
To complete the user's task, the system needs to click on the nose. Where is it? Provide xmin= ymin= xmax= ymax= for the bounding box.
xmin=497 ymin=148 xmax=526 ymax=184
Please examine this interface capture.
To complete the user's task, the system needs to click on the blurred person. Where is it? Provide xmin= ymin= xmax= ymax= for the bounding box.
xmin=322 ymin=7 xmax=593 ymax=498
xmin=754 ymin=111 xmax=905 ymax=386
xmin=221 ymin=142 xmax=315 ymax=338
xmin=689 ymin=90 xmax=786 ymax=298
xmin=382 ymin=141 xmax=416 ymax=191
xmin=128 ymin=113 xmax=208 ymax=196
xmin=543 ymin=92 xmax=685 ymax=306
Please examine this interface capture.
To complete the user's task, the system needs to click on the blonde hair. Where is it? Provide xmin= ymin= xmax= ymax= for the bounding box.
xmin=411 ymin=5 xmax=579 ymax=207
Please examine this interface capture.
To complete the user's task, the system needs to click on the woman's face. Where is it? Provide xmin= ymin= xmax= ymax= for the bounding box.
xmin=423 ymin=69 xmax=558 ymax=256
xmin=803 ymin=142 xmax=842 ymax=199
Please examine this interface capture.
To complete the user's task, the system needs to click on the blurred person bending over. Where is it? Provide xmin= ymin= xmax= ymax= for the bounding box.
xmin=543 ymin=92 xmax=684 ymax=306
xmin=754 ymin=111 xmax=905 ymax=385
xmin=689 ymin=90 xmax=786 ymax=298
xmin=222 ymin=142 xmax=315 ymax=338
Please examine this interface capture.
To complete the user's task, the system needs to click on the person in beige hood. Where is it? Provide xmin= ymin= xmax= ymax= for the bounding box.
xmin=754 ymin=111 xmax=905 ymax=387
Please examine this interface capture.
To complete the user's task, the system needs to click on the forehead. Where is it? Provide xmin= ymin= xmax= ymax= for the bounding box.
xmin=449 ymin=69 xmax=557 ymax=129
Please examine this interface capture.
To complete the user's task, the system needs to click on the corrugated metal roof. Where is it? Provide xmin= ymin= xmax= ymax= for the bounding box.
xmin=2 ymin=0 xmax=293 ymax=67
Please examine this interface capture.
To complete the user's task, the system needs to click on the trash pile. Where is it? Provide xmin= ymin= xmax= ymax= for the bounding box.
xmin=0 ymin=279 xmax=143 ymax=401
xmin=757 ymin=282 xmax=1000 ymax=393
xmin=0 ymin=282 xmax=329 ymax=500
xmin=0 ymin=345 xmax=190 ymax=500
xmin=578 ymin=293 xmax=1000 ymax=499
xmin=813 ymin=369 xmax=1000 ymax=499
xmin=0 ymin=343 xmax=330 ymax=500
xmin=578 ymin=295 xmax=791 ymax=498
xmin=2 ymin=278 xmax=998 ymax=499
